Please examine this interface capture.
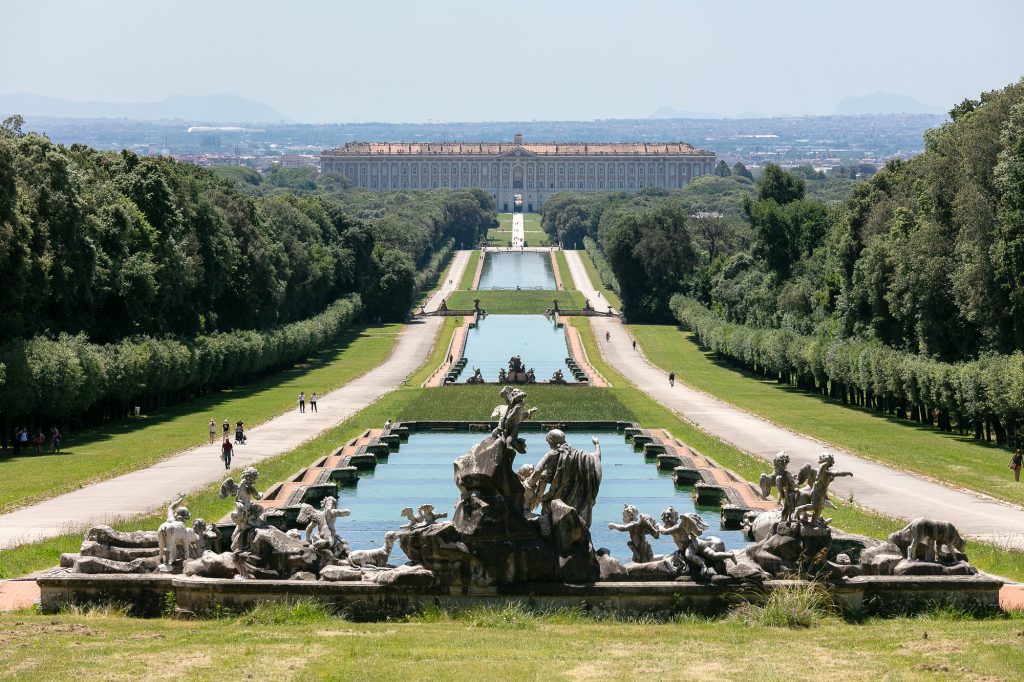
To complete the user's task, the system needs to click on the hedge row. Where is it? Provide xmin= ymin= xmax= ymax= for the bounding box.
xmin=0 ymin=295 xmax=362 ymax=421
xmin=414 ymin=238 xmax=455 ymax=294
xmin=670 ymin=295 xmax=1024 ymax=445
xmin=583 ymin=236 xmax=621 ymax=295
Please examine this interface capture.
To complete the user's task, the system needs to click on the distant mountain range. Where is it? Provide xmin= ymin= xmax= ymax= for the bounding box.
xmin=834 ymin=92 xmax=945 ymax=116
xmin=0 ymin=93 xmax=291 ymax=123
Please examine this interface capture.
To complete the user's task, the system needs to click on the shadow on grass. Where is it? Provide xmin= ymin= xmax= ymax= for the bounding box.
xmin=656 ymin=324 xmax=1009 ymax=456
xmin=0 ymin=325 xmax=390 ymax=461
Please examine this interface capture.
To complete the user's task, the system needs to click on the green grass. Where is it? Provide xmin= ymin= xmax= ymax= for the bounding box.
xmin=1 ymin=609 xmax=1022 ymax=680
xmin=447 ymin=289 xmax=585 ymax=314
xmin=0 ymin=325 xmax=401 ymax=515
xmin=577 ymin=249 xmax=622 ymax=310
xmin=407 ymin=315 xmax=462 ymax=387
xmin=400 ymin=384 xmax=633 ymax=422
xmin=631 ymin=324 xmax=1024 ymax=509
xmin=458 ymin=250 xmax=480 ymax=290
xmin=554 ymin=250 xmax=573 ymax=290
xmin=489 ymin=213 xmax=550 ymax=246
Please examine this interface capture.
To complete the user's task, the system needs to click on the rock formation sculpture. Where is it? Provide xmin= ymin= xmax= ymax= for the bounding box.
xmin=297 ymin=496 xmax=350 ymax=555
xmin=525 ymin=430 xmax=602 ymax=526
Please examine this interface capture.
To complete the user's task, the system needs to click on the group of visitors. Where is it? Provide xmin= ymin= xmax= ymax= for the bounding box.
xmin=208 ymin=418 xmax=247 ymax=470
xmin=297 ymin=391 xmax=318 ymax=413
xmin=10 ymin=425 xmax=61 ymax=455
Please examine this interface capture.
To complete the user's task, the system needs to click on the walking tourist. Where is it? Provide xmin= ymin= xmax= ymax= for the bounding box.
xmin=34 ymin=430 xmax=44 ymax=455
xmin=222 ymin=419 xmax=230 ymax=439
xmin=669 ymin=372 xmax=675 ymax=388
xmin=235 ymin=420 xmax=246 ymax=444
xmin=208 ymin=418 xmax=216 ymax=444
xmin=605 ymin=331 xmax=611 ymax=342
xmin=221 ymin=437 xmax=233 ymax=470
xmin=1011 ymin=448 xmax=1023 ymax=482
xmin=310 ymin=392 xmax=318 ymax=413
xmin=21 ymin=427 xmax=31 ymax=452
xmin=12 ymin=426 xmax=21 ymax=455
xmin=50 ymin=426 xmax=61 ymax=453
xmin=298 ymin=391 xmax=306 ymax=413
xmin=632 ymin=339 xmax=637 ymax=351
xmin=448 ymin=353 xmax=454 ymax=365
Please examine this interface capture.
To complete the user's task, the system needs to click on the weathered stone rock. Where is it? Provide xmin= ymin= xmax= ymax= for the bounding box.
xmin=364 ymin=564 xmax=436 ymax=588
xmin=85 ymin=525 xmax=158 ymax=548
xmin=183 ymin=551 xmax=238 ymax=579
xmin=744 ymin=520 xmax=832 ymax=578
xmin=249 ymin=527 xmax=323 ymax=576
xmin=859 ymin=542 xmax=903 ymax=576
xmin=596 ymin=550 xmax=628 ymax=580
xmin=725 ymin=559 xmax=768 ymax=582
xmin=60 ymin=553 xmax=79 ymax=568
xmin=79 ymin=540 xmax=160 ymax=562
xmin=319 ymin=565 xmax=363 ymax=582
xmin=549 ymin=500 xmax=599 ymax=583
xmin=289 ymin=571 xmax=317 ymax=581
xmin=623 ymin=557 xmax=680 ymax=581
xmin=73 ymin=555 xmax=159 ymax=574
xmin=827 ymin=561 xmax=863 ymax=579
xmin=893 ymin=559 xmax=977 ymax=577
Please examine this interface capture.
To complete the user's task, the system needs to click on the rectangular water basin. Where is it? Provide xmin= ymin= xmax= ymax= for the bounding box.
xmin=478 ymin=251 xmax=556 ymax=290
xmin=336 ymin=430 xmax=750 ymax=563
xmin=461 ymin=314 xmax=572 ymax=382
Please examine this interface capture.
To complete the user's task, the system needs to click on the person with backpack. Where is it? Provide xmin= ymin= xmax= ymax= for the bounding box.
xmin=1011 ymin=448 xmax=1023 ymax=482
xmin=669 ymin=371 xmax=675 ymax=388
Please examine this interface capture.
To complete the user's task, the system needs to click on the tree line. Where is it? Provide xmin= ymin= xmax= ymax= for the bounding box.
xmin=672 ymin=296 xmax=1024 ymax=445
xmin=0 ymin=118 xmax=495 ymax=437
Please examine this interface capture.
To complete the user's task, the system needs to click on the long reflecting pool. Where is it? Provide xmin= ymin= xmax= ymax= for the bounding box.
xmin=478 ymin=251 xmax=556 ymax=290
xmin=461 ymin=314 xmax=571 ymax=382
xmin=335 ymin=430 xmax=749 ymax=562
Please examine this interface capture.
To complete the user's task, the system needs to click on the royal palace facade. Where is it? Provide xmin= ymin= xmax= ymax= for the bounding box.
xmin=320 ymin=134 xmax=716 ymax=212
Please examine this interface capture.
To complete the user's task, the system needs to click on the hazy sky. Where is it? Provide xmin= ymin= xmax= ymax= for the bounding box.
xmin=4 ymin=0 xmax=1023 ymax=122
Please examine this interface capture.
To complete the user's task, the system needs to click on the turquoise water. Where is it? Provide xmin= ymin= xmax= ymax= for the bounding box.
xmin=461 ymin=315 xmax=572 ymax=383
xmin=478 ymin=251 xmax=556 ymax=290
xmin=335 ymin=430 xmax=749 ymax=562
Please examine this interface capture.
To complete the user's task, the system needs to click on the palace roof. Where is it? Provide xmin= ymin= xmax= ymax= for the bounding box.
xmin=322 ymin=142 xmax=711 ymax=157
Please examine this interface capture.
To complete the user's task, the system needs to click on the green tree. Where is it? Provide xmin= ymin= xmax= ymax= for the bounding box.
xmin=714 ymin=160 xmax=731 ymax=177
xmin=756 ymin=164 xmax=805 ymax=205
xmin=732 ymin=161 xmax=754 ymax=180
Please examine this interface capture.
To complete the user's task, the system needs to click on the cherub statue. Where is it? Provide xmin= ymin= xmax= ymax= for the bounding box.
xmin=399 ymin=503 xmax=448 ymax=529
xmin=467 ymin=367 xmax=485 ymax=384
xmin=608 ymin=504 xmax=660 ymax=563
xmin=517 ymin=463 xmax=538 ymax=512
xmin=497 ymin=367 xmax=508 ymax=383
xmin=220 ymin=466 xmax=266 ymax=551
xmin=657 ymin=506 xmax=736 ymax=578
xmin=491 ymin=385 xmax=537 ymax=454
xmin=190 ymin=518 xmax=219 ymax=553
xmin=297 ymin=497 xmax=351 ymax=553
xmin=549 ymin=368 xmax=566 ymax=384
xmin=758 ymin=452 xmax=798 ymax=523
xmin=157 ymin=492 xmax=195 ymax=569
xmin=525 ymin=368 xmax=536 ymax=384
xmin=794 ymin=453 xmax=852 ymax=525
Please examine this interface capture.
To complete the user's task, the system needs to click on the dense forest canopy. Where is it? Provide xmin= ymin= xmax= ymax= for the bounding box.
xmin=551 ymin=79 xmax=1024 ymax=361
xmin=0 ymin=125 xmax=494 ymax=342
xmin=0 ymin=120 xmax=496 ymax=428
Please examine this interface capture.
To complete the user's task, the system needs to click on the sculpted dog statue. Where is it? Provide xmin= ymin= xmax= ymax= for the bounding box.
xmin=888 ymin=518 xmax=965 ymax=562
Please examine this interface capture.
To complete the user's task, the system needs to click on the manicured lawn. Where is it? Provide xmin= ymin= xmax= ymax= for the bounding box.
xmin=399 ymin=384 xmax=632 ymax=422
xmin=554 ymin=250 xmax=573 ymax=290
xmin=631 ymin=324 xmax=1024 ymax=509
xmin=0 ymin=325 xmax=401 ymax=514
xmin=1 ymin=609 xmax=1021 ymax=681
xmin=407 ymin=315 xmax=462 ymax=387
xmin=578 ymin=249 xmax=622 ymax=310
xmin=490 ymin=213 xmax=549 ymax=246
xmin=458 ymin=250 xmax=480 ymax=290
xmin=447 ymin=289 xmax=585 ymax=314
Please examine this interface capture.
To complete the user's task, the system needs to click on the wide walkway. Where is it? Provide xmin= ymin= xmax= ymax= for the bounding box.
xmin=511 ymin=212 xmax=525 ymax=248
xmin=563 ymin=250 xmax=1024 ymax=550
xmin=0 ymin=253 xmax=468 ymax=550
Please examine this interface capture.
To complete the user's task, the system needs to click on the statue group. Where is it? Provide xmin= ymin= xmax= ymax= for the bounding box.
xmin=61 ymin=390 xmax=976 ymax=587
xmin=497 ymin=355 xmax=535 ymax=385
